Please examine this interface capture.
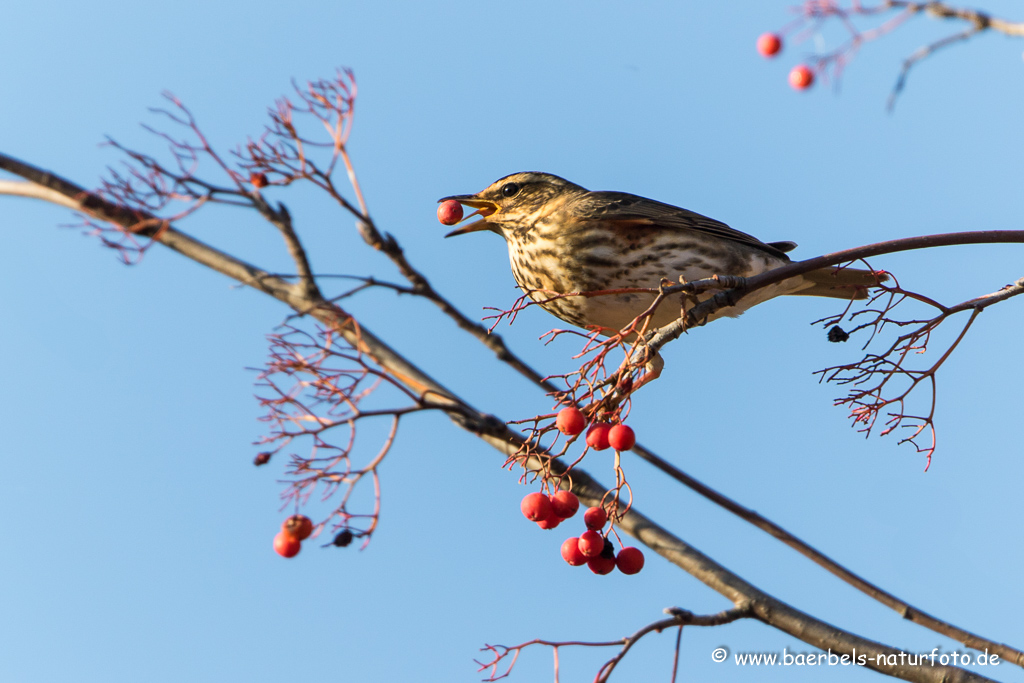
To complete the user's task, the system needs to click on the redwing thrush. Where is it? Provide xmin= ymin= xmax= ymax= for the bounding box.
xmin=441 ymin=172 xmax=884 ymax=333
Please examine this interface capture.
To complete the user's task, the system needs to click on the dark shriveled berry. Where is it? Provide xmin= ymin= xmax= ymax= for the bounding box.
xmin=828 ymin=325 xmax=850 ymax=343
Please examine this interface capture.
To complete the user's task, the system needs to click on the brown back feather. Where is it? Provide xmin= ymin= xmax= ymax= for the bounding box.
xmin=585 ymin=191 xmax=793 ymax=260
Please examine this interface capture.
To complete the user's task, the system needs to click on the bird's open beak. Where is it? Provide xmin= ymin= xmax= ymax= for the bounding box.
xmin=438 ymin=194 xmax=499 ymax=237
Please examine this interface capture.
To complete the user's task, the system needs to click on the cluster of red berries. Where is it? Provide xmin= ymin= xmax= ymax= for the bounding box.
xmin=555 ymin=407 xmax=636 ymax=452
xmin=521 ymin=489 xmax=580 ymax=530
xmin=273 ymin=514 xmax=313 ymax=558
xmin=521 ymin=491 xmax=645 ymax=575
xmin=756 ymin=32 xmax=815 ymax=91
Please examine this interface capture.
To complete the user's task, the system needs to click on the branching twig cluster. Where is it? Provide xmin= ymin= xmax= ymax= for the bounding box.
xmin=242 ymin=71 xmax=355 ymax=176
xmin=77 ymin=70 xmax=359 ymax=267
xmin=495 ymin=279 xmax=704 ymax=529
xmin=816 ymin=274 xmax=1024 ymax=468
xmin=783 ymin=1 xmax=1024 ymax=108
xmin=476 ymin=606 xmax=751 ymax=683
xmin=87 ymin=94 xmax=250 ymax=262
xmin=77 ymin=71 xmax=407 ymax=541
xmin=254 ymin=324 xmax=437 ymax=546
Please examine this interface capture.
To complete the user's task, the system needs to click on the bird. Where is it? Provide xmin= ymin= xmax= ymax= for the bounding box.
xmin=440 ymin=171 xmax=885 ymax=335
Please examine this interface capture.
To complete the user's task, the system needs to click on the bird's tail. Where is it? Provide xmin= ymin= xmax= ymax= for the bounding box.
xmin=790 ymin=267 xmax=889 ymax=300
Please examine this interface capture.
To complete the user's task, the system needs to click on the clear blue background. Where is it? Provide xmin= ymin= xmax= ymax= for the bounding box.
xmin=2 ymin=2 xmax=1022 ymax=682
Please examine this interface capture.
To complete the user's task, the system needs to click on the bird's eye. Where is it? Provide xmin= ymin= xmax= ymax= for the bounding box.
xmin=501 ymin=182 xmax=521 ymax=198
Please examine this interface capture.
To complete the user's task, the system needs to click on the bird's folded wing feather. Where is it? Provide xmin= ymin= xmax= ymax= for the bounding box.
xmin=584 ymin=191 xmax=791 ymax=260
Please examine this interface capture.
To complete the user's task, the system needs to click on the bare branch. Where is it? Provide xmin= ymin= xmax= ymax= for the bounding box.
xmin=252 ymin=196 xmax=322 ymax=301
xmin=887 ymin=24 xmax=981 ymax=110
xmin=0 ymin=179 xmax=83 ymax=210
xmin=783 ymin=2 xmax=1024 ymax=107
xmin=596 ymin=606 xmax=751 ymax=681
xmin=477 ymin=605 xmax=754 ymax=683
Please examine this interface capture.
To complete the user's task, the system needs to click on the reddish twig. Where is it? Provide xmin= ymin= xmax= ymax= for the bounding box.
xmin=255 ymin=324 xmax=443 ymax=545
xmin=781 ymin=1 xmax=1024 ymax=108
xmin=815 ymin=275 xmax=1024 ymax=468
xmin=476 ymin=606 xmax=751 ymax=683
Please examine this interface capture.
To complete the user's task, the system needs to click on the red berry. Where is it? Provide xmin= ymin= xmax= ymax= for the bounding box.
xmin=583 ymin=506 xmax=608 ymax=531
xmin=555 ymin=407 xmax=586 ymax=436
xmin=789 ymin=65 xmax=814 ymax=90
xmin=520 ymin=492 xmax=553 ymax=522
xmin=273 ymin=530 xmax=301 ymax=558
xmin=437 ymin=200 xmax=464 ymax=226
xmin=587 ymin=554 xmax=616 ymax=575
xmin=756 ymin=33 xmax=782 ymax=57
xmin=607 ymin=424 xmax=635 ymax=451
xmin=550 ymin=490 xmax=580 ymax=519
xmin=616 ymin=547 xmax=645 ymax=575
xmin=536 ymin=515 xmax=561 ymax=530
xmin=561 ymin=537 xmax=588 ymax=566
xmin=250 ymin=172 xmax=269 ymax=188
xmin=586 ymin=423 xmax=611 ymax=450
xmin=578 ymin=530 xmax=604 ymax=558
xmin=282 ymin=514 xmax=314 ymax=541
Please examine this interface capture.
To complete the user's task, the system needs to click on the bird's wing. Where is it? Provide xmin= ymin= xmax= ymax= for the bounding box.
xmin=584 ymin=191 xmax=792 ymax=260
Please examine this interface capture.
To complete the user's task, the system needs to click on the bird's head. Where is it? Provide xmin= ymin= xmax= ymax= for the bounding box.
xmin=439 ymin=172 xmax=587 ymax=238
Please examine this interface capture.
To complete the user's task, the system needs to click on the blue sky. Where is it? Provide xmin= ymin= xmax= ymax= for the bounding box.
xmin=2 ymin=2 xmax=1022 ymax=682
